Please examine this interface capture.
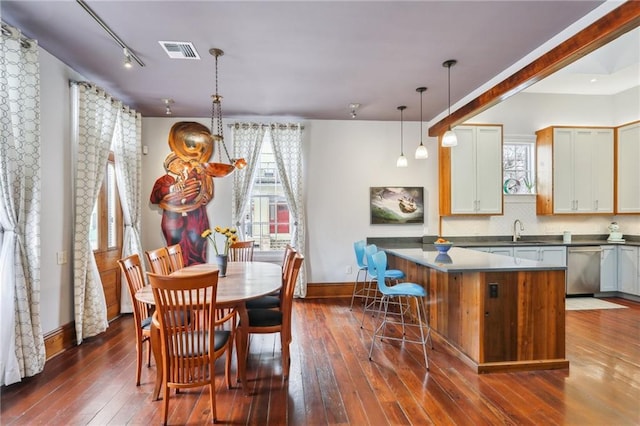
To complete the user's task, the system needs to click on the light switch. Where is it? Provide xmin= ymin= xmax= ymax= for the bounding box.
xmin=57 ymin=251 xmax=67 ymax=265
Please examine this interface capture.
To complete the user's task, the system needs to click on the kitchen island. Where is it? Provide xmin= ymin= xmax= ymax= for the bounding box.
xmin=386 ymin=247 xmax=569 ymax=373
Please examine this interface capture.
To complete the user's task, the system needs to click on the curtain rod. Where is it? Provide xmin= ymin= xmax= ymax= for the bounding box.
xmin=1 ymin=22 xmax=36 ymax=49
xmin=76 ymin=0 xmax=145 ymax=67
xmin=69 ymin=80 xmax=139 ymax=115
xmin=227 ymin=123 xmax=305 ymax=130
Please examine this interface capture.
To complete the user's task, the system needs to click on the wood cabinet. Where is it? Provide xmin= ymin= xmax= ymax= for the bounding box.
xmin=616 ymin=121 xmax=640 ymax=213
xmin=618 ymin=246 xmax=639 ymax=296
xmin=600 ymin=245 xmax=618 ymax=292
xmin=439 ymin=124 xmax=503 ymax=215
xmin=387 ymin=252 xmax=567 ymax=373
xmin=536 ymin=126 xmax=614 ymax=215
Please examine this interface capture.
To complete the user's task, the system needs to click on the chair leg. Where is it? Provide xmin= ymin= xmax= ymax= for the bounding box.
xmin=349 ymin=268 xmax=364 ymax=310
xmin=135 ymin=338 xmax=143 ymax=386
xmin=146 ymin=338 xmax=152 ymax=367
xmin=369 ymin=295 xmax=390 ymax=361
xmin=282 ymin=337 xmax=291 ymax=380
xmin=161 ymin=385 xmax=170 ymax=426
xmin=416 ymin=297 xmax=431 ymax=370
xmin=209 ymin=382 xmax=217 ymax=424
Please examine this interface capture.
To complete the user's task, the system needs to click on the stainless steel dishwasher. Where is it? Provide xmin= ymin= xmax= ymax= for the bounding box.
xmin=566 ymin=246 xmax=602 ymax=295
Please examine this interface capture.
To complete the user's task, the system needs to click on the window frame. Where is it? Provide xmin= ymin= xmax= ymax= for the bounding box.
xmin=502 ymin=135 xmax=536 ymax=195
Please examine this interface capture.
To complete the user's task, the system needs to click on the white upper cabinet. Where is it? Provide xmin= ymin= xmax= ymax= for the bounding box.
xmin=616 ymin=122 xmax=640 ymax=213
xmin=440 ymin=124 xmax=503 ymax=215
xmin=536 ymin=126 xmax=614 ymax=215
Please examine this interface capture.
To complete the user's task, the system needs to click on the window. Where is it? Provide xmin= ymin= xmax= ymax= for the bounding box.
xmin=503 ymin=136 xmax=536 ymax=194
xmin=89 ymin=152 xmax=122 ymax=251
xmin=239 ymin=132 xmax=292 ymax=251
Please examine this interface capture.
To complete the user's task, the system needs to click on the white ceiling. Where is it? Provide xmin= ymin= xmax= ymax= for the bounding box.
xmin=3 ymin=0 xmax=635 ymax=122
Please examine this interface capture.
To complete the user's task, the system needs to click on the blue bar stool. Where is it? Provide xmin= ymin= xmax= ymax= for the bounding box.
xmin=349 ymin=240 xmax=369 ymax=310
xmin=367 ymin=250 xmax=432 ymax=370
xmin=360 ymin=244 xmax=406 ymax=328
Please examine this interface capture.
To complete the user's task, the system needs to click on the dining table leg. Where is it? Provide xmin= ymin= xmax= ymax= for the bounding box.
xmin=235 ymin=303 xmax=251 ymax=395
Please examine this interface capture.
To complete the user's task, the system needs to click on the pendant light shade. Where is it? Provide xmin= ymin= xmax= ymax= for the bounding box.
xmin=396 ymin=105 xmax=408 ymax=168
xmin=414 ymin=86 xmax=428 ymax=159
xmin=441 ymin=59 xmax=458 ymax=147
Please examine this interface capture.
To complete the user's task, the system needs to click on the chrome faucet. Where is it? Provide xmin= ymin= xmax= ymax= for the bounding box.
xmin=513 ymin=219 xmax=524 ymax=242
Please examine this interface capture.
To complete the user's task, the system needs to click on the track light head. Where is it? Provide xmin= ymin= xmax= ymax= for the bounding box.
xmin=123 ymin=48 xmax=133 ymax=69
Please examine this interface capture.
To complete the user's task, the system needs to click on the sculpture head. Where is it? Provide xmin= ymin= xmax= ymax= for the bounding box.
xmin=168 ymin=121 xmax=214 ymax=163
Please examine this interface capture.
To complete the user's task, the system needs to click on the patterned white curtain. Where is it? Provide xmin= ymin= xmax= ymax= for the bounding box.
xmin=231 ymin=123 xmax=266 ymax=236
xmin=269 ymin=124 xmax=307 ymax=297
xmin=113 ymin=108 xmax=143 ymax=313
xmin=71 ymin=83 xmax=117 ymax=343
xmin=0 ymin=23 xmax=45 ymax=386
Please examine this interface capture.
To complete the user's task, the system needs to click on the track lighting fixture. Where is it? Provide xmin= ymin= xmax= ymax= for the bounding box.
xmin=163 ymin=98 xmax=174 ymax=115
xmin=123 ymin=48 xmax=133 ymax=69
xmin=441 ymin=59 xmax=458 ymax=147
xmin=414 ymin=87 xmax=428 ymax=159
xmin=349 ymin=103 xmax=360 ymax=119
xmin=396 ymin=105 xmax=408 ymax=168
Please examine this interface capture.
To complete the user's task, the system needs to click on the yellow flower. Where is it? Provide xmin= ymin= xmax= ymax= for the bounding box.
xmin=203 ymin=225 xmax=239 ymax=256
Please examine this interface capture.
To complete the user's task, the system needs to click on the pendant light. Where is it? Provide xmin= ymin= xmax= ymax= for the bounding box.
xmin=414 ymin=87 xmax=428 ymax=159
xmin=396 ymin=105 xmax=408 ymax=168
xmin=441 ymin=59 xmax=458 ymax=147
xmin=209 ymin=48 xmax=247 ymax=172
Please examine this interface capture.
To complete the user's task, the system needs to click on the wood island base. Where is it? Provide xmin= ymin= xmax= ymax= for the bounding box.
xmin=389 ymin=250 xmax=569 ymax=374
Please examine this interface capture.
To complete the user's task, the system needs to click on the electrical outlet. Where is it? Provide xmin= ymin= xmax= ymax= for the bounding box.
xmin=57 ymin=251 xmax=67 ymax=265
xmin=345 ymin=265 xmax=353 ymax=274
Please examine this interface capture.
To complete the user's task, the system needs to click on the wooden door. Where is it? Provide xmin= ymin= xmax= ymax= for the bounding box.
xmin=91 ymin=153 xmax=123 ymax=321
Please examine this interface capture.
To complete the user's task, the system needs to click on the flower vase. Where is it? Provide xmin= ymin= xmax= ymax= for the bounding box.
xmin=215 ymin=254 xmax=228 ymax=277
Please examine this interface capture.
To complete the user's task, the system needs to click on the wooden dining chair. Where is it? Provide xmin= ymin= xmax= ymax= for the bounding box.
xmin=117 ymin=254 xmax=152 ymax=386
xmin=228 ymin=240 xmax=255 ymax=262
xmin=145 ymin=247 xmax=172 ymax=274
xmin=239 ymin=253 xmax=304 ymax=380
xmin=245 ymin=246 xmax=297 ymax=310
xmin=166 ymin=243 xmax=184 ymax=272
xmin=148 ymin=269 xmax=234 ymax=425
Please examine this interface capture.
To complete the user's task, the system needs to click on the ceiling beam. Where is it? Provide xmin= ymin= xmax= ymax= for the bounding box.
xmin=428 ymin=1 xmax=640 ymax=138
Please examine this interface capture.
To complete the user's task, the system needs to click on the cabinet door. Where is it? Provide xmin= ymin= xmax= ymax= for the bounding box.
xmin=600 ymin=245 xmax=618 ymax=292
xmin=540 ymin=246 xmax=566 ymax=266
xmin=553 ymin=129 xmax=574 ymax=213
xmin=513 ymin=247 xmax=539 ymax=261
xmin=475 ymin=126 xmax=503 ymax=214
xmin=572 ymin=129 xmax=595 ymax=213
xmin=618 ymin=246 xmax=639 ymax=295
xmin=450 ymin=127 xmax=477 ymax=214
xmin=617 ymin=123 xmax=640 ymax=213
xmin=490 ymin=247 xmax=514 ymax=257
xmin=590 ymin=129 xmax=614 ymax=213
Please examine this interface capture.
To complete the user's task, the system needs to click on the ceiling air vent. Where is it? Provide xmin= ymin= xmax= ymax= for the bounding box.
xmin=159 ymin=41 xmax=200 ymax=59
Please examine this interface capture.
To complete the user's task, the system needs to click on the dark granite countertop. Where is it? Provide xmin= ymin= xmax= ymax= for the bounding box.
xmin=386 ymin=247 xmax=567 ymax=273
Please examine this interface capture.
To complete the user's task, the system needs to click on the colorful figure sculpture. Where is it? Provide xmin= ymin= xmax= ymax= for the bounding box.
xmin=150 ymin=121 xmax=242 ymax=265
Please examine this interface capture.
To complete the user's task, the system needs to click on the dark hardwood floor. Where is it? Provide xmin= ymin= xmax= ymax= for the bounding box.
xmin=2 ymin=297 xmax=639 ymax=425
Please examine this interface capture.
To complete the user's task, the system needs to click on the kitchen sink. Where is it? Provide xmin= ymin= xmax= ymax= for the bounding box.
xmin=511 ymin=240 xmax=548 ymax=244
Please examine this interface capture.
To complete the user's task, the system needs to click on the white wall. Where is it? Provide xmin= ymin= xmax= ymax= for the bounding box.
xmin=39 ymin=49 xmax=82 ymax=333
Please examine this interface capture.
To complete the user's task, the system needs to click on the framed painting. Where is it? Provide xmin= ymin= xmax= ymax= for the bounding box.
xmin=370 ymin=186 xmax=424 ymax=224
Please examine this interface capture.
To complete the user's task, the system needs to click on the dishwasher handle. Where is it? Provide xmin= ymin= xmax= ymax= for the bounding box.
xmin=568 ymin=247 xmax=603 ymax=253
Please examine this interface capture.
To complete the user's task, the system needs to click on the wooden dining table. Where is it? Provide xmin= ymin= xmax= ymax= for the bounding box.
xmin=135 ymin=261 xmax=282 ymax=396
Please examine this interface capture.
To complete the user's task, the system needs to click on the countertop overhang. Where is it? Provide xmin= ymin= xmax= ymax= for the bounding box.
xmin=385 ymin=247 xmax=567 ymax=273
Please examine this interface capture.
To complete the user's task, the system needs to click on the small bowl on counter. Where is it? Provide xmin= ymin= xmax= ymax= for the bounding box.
xmin=433 ymin=242 xmax=453 ymax=254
